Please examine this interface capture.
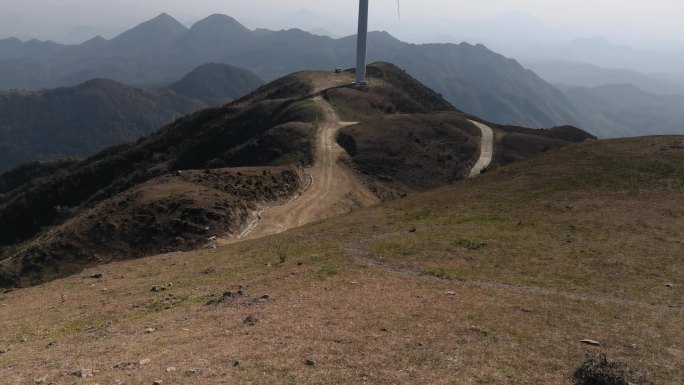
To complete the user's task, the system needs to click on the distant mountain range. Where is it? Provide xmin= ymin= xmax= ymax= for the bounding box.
xmin=0 ymin=13 xmax=682 ymax=139
xmin=524 ymin=60 xmax=684 ymax=96
xmin=0 ymin=13 xmax=585 ymax=131
xmin=0 ymin=63 xmax=263 ymax=172
xmin=561 ymin=84 xmax=684 ymax=137
xmin=517 ymin=37 xmax=684 ymax=76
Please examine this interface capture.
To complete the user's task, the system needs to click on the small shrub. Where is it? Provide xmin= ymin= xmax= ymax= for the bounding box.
xmin=573 ymin=354 xmax=644 ymax=385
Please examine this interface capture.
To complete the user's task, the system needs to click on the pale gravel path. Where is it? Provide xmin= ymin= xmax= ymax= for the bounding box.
xmin=468 ymin=120 xmax=494 ymax=177
xmin=231 ymin=93 xmax=378 ymax=241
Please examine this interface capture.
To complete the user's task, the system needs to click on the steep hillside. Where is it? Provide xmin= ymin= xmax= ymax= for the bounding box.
xmin=0 ymin=74 xmax=318 ymax=244
xmin=0 ymin=79 xmax=203 ymax=173
xmin=0 ymin=63 xmax=265 ymax=172
xmin=0 ymin=72 xmax=321 ymax=286
xmin=0 ymin=62 xmax=593 ymax=288
xmin=166 ymin=63 xmax=264 ymax=106
xmin=0 ymin=136 xmax=680 ymax=384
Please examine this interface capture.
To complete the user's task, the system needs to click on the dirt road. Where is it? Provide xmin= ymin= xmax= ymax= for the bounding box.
xmin=232 ymin=93 xmax=379 ymax=241
xmin=468 ymin=120 xmax=494 ymax=177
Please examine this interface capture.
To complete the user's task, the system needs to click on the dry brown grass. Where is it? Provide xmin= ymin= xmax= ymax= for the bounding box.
xmin=0 ymin=136 xmax=682 ymax=384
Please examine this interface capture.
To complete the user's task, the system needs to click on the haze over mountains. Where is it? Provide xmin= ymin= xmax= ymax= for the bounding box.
xmin=0 ymin=4 xmax=682 ymax=383
xmin=0 ymin=12 xmax=682 ymax=153
xmin=0 ymin=12 xmax=671 ymax=140
xmin=0 ymin=63 xmax=263 ymax=172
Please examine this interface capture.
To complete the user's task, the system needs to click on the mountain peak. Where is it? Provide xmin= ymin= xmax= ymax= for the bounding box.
xmin=190 ymin=14 xmax=250 ymax=34
xmin=151 ymin=12 xmax=178 ymax=23
xmin=109 ymin=13 xmax=187 ymax=50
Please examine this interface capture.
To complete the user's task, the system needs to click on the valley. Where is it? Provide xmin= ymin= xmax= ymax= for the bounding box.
xmin=0 ymin=62 xmax=677 ymax=385
xmin=0 ymin=4 xmax=682 ymax=385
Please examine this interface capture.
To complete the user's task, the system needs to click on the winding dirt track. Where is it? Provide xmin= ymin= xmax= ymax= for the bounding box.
xmin=226 ymin=75 xmax=493 ymax=242
xmin=233 ymin=92 xmax=379 ymax=241
xmin=468 ymin=120 xmax=494 ymax=177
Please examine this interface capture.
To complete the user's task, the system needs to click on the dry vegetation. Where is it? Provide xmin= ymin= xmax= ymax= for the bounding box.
xmin=0 ymin=136 xmax=681 ymax=384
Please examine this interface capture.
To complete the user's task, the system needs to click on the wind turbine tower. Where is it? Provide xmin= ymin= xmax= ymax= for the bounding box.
xmin=355 ymin=0 xmax=369 ymax=88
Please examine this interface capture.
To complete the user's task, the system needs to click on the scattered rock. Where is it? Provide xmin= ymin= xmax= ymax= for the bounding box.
xmin=69 ymin=369 xmax=93 ymax=378
xmin=33 ymin=377 xmax=47 ymax=384
xmin=665 ymin=283 xmax=674 ymax=288
xmin=305 ymin=359 xmax=316 ymax=366
xmin=445 ymin=291 xmax=456 ymax=296
xmin=139 ymin=358 xmax=152 ymax=365
xmin=153 ymin=381 xmax=163 ymax=385
xmin=166 ymin=367 xmax=176 ymax=373
xmin=201 ymin=267 xmax=216 ymax=275
xmin=380 ymin=328 xmax=389 ymax=332
xmin=349 ymin=281 xmax=359 ymax=285
xmin=255 ymin=294 xmax=270 ymax=303
xmin=408 ymin=228 xmax=417 ymax=233
xmin=244 ymin=315 xmax=259 ymax=326
xmin=184 ymin=368 xmax=202 ymax=376
xmin=114 ymin=362 xmax=139 ymax=370
xmin=233 ymin=360 xmax=240 ymax=367
xmin=145 ymin=328 xmax=156 ymax=334
xmin=89 ymin=273 xmax=103 ymax=279
xmin=45 ymin=342 xmax=55 ymax=349
xmin=0 ymin=348 xmax=9 ymax=354
xmin=580 ymin=339 xmax=601 ymax=346
xmin=521 ymin=308 xmax=533 ymax=313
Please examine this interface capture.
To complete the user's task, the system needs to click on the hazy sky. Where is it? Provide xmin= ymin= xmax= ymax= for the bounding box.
xmin=1 ymin=0 xmax=683 ymax=48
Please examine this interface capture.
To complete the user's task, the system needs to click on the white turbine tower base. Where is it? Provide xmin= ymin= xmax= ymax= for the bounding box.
xmin=355 ymin=0 xmax=369 ymax=88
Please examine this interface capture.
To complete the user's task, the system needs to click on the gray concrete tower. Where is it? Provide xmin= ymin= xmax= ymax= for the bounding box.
xmin=355 ymin=0 xmax=369 ymax=87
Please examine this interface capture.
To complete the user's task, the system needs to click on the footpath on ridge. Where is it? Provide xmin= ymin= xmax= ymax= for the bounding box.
xmin=223 ymin=77 xmax=380 ymax=243
xmin=224 ymin=76 xmax=494 ymax=243
xmin=468 ymin=120 xmax=494 ymax=177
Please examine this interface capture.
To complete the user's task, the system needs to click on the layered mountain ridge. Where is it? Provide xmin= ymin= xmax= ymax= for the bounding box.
xmin=0 ymin=62 xmax=593 ymax=288
xmin=0 ymin=13 xmax=588 ymax=131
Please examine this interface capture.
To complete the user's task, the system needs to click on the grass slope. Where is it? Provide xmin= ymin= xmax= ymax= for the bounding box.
xmin=0 ymin=136 xmax=681 ymax=384
xmin=330 ymin=63 xmax=594 ymax=193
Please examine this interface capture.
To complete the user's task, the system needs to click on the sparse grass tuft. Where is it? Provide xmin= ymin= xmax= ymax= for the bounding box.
xmin=572 ymin=354 xmax=648 ymax=385
xmin=428 ymin=267 xmax=464 ymax=280
xmin=316 ymin=266 xmax=338 ymax=279
xmin=453 ymin=239 xmax=487 ymax=250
